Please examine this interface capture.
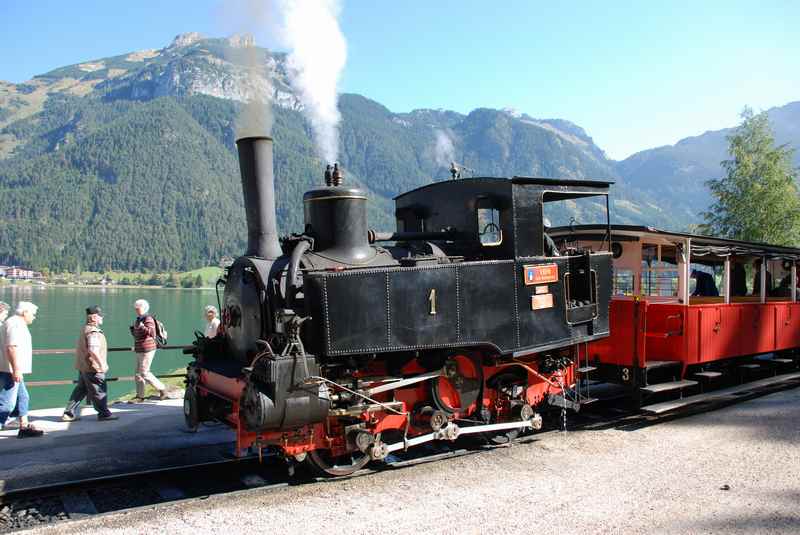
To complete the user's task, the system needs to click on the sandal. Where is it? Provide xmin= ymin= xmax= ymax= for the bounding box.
xmin=127 ymin=397 xmax=146 ymax=404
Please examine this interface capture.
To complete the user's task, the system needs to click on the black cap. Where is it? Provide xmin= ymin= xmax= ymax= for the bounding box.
xmin=86 ymin=305 xmax=103 ymax=316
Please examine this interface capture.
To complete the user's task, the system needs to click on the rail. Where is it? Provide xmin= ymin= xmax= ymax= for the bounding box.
xmin=26 ymin=345 xmax=194 ymax=388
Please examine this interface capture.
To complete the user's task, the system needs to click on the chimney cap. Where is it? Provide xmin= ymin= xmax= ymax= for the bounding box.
xmin=235 ymin=135 xmax=274 ymax=144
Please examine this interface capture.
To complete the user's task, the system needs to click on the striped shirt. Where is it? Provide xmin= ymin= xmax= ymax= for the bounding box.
xmin=132 ymin=315 xmax=157 ymax=353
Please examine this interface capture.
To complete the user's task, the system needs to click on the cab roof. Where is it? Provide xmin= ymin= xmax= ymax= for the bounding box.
xmin=394 ymin=176 xmax=613 ymax=201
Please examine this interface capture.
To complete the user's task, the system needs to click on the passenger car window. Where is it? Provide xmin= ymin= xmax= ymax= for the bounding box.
xmin=641 ymin=244 xmax=679 ymax=296
xmin=613 ymin=269 xmax=635 ymax=295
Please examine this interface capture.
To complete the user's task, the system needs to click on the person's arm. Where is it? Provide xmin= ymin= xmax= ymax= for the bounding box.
xmin=5 ymin=345 xmax=22 ymax=382
xmin=86 ymin=332 xmax=102 ymax=370
xmin=141 ymin=316 xmax=156 ymax=338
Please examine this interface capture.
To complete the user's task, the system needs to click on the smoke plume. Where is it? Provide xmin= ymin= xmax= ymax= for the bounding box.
xmin=280 ymin=0 xmax=347 ymax=163
xmin=218 ymin=0 xmax=275 ymax=138
xmin=434 ymin=129 xmax=456 ymax=168
xmin=235 ymin=43 xmax=274 ymax=138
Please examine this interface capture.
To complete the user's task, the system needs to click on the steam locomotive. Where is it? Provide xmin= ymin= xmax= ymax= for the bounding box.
xmin=184 ymin=136 xmax=614 ymax=476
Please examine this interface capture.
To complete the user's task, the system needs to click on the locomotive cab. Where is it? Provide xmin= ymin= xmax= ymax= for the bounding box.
xmin=391 ymin=177 xmax=612 ymax=324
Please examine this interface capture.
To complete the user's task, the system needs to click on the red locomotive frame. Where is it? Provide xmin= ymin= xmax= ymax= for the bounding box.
xmin=194 ymin=352 xmax=574 ymax=459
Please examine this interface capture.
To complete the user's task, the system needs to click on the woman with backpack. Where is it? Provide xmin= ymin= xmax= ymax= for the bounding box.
xmin=129 ymin=299 xmax=167 ymax=402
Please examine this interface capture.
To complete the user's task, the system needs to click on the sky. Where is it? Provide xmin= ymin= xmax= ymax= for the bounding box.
xmin=1 ymin=0 xmax=798 ymax=160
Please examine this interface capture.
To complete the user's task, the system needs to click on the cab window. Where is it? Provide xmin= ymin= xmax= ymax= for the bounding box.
xmin=477 ymin=198 xmax=502 ymax=246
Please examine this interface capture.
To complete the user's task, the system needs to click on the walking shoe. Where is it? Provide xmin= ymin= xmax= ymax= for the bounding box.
xmin=2 ymin=420 xmax=20 ymax=430
xmin=159 ymin=390 xmax=169 ymax=400
xmin=127 ymin=397 xmax=145 ymax=404
xmin=17 ymin=426 xmax=45 ymax=438
xmin=61 ymin=412 xmax=79 ymax=422
xmin=98 ymin=413 xmax=119 ymax=421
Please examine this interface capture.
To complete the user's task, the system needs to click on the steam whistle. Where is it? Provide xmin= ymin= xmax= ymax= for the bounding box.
xmin=449 ymin=161 xmax=474 ymax=180
xmin=332 ymin=163 xmax=343 ymax=186
xmin=450 ymin=162 xmax=460 ymax=180
xmin=324 ymin=163 xmax=344 ymax=186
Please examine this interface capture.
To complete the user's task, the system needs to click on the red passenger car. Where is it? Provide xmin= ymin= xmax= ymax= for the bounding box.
xmin=551 ymin=225 xmax=800 ymax=410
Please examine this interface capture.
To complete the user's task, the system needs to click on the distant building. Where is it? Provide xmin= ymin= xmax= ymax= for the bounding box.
xmin=2 ymin=266 xmax=43 ymax=280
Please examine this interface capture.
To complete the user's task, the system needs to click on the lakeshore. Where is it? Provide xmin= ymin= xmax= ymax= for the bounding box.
xmin=0 ymin=286 xmax=216 ymax=410
xmin=0 ymin=266 xmax=224 ymax=290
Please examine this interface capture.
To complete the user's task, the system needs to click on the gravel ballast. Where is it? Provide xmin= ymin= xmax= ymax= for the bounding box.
xmin=30 ymin=387 xmax=800 ymax=535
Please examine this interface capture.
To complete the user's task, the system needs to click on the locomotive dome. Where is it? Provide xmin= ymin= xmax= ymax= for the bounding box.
xmin=303 ymin=186 xmax=374 ymax=265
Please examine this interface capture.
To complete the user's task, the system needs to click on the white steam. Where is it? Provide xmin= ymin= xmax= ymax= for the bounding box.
xmin=434 ymin=129 xmax=456 ymax=168
xmin=280 ymin=0 xmax=347 ymax=164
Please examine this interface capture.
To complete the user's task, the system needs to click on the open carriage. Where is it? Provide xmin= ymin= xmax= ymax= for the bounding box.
xmin=550 ymin=225 xmax=800 ymax=410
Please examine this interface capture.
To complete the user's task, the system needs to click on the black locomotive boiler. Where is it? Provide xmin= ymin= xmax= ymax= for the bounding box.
xmin=185 ymin=135 xmax=613 ymax=475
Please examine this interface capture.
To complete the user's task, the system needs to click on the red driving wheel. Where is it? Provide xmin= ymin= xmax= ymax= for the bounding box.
xmin=431 ymin=353 xmax=483 ymax=416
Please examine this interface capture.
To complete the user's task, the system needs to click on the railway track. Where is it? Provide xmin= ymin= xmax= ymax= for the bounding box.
xmin=2 ymin=372 xmax=799 ymax=533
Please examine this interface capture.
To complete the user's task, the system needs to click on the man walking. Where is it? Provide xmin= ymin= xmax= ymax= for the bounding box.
xmin=63 ymin=306 xmax=118 ymax=421
xmin=130 ymin=299 xmax=166 ymax=402
xmin=0 ymin=301 xmax=44 ymax=437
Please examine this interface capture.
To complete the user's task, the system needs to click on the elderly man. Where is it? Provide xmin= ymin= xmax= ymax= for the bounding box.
xmin=204 ymin=305 xmax=220 ymax=338
xmin=0 ymin=301 xmax=44 ymax=437
xmin=63 ymin=306 xmax=118 ymax=422
xmin=130 ymin=299 xmax=166 ymax=402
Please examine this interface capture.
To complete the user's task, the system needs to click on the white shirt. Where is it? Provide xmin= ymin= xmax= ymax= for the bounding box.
xmin=0 ymin=319 xmax=5 ymax=372
xmin=204 ymin=317 xmax=220 ymax=338
xmin=1 ymin=315 xmax=33 ymax=375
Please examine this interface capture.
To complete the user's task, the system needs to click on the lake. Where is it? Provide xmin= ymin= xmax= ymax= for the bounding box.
xmin=0 ymin=285 xmax=217 ymax=410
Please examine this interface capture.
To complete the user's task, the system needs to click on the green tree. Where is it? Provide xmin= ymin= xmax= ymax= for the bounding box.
xmin=702 ymin=108 xmax=800 ymax=245
xmin=194 ymin=274 xmax=204 ymax=287
xmin=164 ymin=273 xmax=179 ymax=288
xmin=180 ymin=276 xmax=194 ymax=288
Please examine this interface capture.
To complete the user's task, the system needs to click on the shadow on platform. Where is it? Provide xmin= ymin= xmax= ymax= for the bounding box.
xmin=0 ymin=399 xmax=236 ymax=494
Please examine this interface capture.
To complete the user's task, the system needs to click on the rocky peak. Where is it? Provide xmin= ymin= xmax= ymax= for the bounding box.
xmin=169 ymin=32 xmax=205 ymax=49
xmin=227 ymin=33 xmax=256 ymax=48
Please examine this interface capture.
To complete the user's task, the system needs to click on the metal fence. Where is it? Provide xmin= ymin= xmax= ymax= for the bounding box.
xmin=27 ymin=345 xmax=192 ymax=387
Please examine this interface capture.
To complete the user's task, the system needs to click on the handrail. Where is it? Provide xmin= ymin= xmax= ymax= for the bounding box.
xmin=32 ymin=344 xmax=193 ymax=355
xmin=25 ymin=345 xmax=194 ymax=388
xmin=27 ymin=374 xmax=187 ymax=387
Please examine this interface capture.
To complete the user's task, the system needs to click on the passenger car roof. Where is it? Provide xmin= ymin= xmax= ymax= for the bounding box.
xmin=551 ymin=224 xmax=800 ymax=259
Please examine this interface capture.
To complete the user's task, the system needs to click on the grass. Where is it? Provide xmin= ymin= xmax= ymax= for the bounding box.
xmin=45 ymin=266 xmax=224 ymax=288
xmin=113 ymin=367 xmax=187 ymax=403
xmin=177 ymin=266 xmax=224 ymax=286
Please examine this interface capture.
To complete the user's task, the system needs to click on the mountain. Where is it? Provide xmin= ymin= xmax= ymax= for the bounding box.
xmin=616 ymin=101 xmax=800 ymax=217
xmin=0 ymin=33 xmax=795 ymax=271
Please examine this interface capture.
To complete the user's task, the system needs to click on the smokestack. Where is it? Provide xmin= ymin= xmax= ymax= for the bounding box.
xmin=236 ymin=136 xmax=282 ymax=259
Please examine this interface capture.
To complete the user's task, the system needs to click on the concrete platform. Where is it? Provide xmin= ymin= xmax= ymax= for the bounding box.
xmin=0 ymin=398 xmax=237 ymax=495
